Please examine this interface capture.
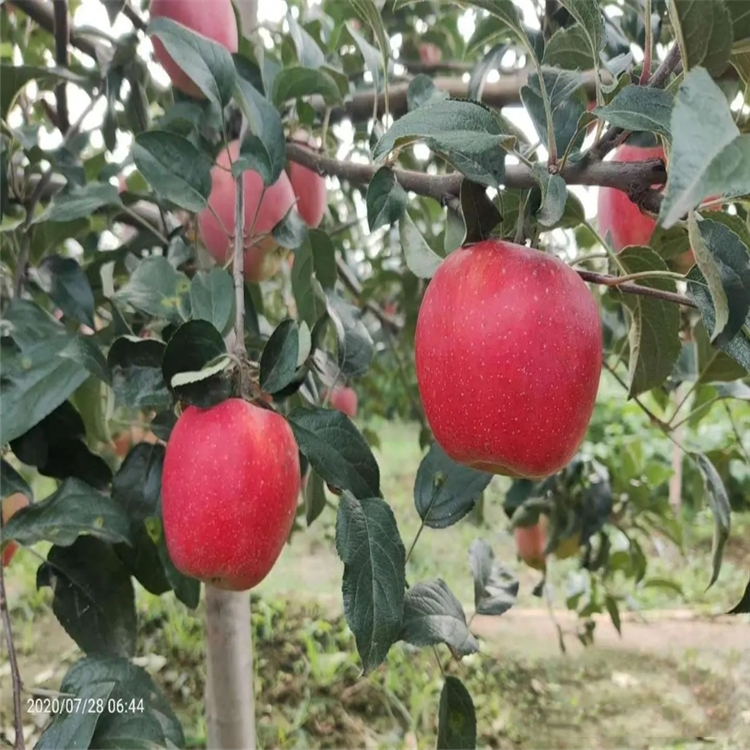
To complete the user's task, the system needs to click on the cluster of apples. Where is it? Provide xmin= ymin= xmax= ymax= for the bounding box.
xmin=149 ymin=0 xmax=327 ymax=282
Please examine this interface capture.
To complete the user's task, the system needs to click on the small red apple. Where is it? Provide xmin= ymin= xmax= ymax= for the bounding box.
xmin=2 ymin=493 xmax=30 ymax=568
xmin=418 ymin=42 xmax=442 ymax=65
xmin=161 ymin=398 xmax=300 ymax=590
xmin=514 ymin=522 xmax=546 ymax=571
xmin=149 ymin=0 xmax=238 ymax=99
xmin=327 ymin=386 xmax=358 ymax=418
xmin=287 ymin=130 xmax=327 ymax=228
xmin=414 ymin=239 xmax=602 ymax=479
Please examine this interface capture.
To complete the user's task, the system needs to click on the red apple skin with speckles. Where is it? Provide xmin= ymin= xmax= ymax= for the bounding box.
xmin=161 ymin=399 xmax=300 ymax=591
xmin=414 ymin=240 xmax=602 ymax=479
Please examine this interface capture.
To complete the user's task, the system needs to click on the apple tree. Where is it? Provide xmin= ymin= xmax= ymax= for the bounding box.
xmin=1 ymin=0 xmax=750 ymax=748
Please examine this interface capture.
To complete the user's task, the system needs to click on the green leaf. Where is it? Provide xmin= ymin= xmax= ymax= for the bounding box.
xmin=407 ymin=74 xmax=449 ymax=111
xmin=0 ymin=301 xmax=90 ymax=445
xmin=335 ymin=492 xmax=405 ymax=673
xmin=260 ymin=319 xmax=302 ymax=394
xmin=373 ymin=99 xmax=509 ymax=188
xmin=531 ymin=164 xmax=567 ymax=227
xmin=414 ymin=443 xmax=492 ymax=529
xmin=1 ymin=64 xmax=88 ymax=121
xmin=32 ymin=255 xmax=96 ymax=329
xmin=37 ymin=537 xmax=137 ymax=657
xmin=437 ymin=676 xmax=477 ymax=750
xmin=36 ymin=681 xmax=115 ymax=750
xmin=367 ymin=167 xmax=408 ymax=232
xmin=189 ymin=268 xmax=234 ymax=335
xmin=112 ymin=443 xmax=171 ymax=596
xmin=727 ymin=577 xmax=750 ymax=614
xmin=291 ymin=234 xmax=331 ymax=327
xmin=542 ymin=25 xmax=593 ymax=70
xmin=399 ymin=212 xmax=443 ymax=279
xmin=401 ymin=579 xmax=479 ymax=655
xmin=132 ymin=131 xmax=213 ymax=213
xmin=460 ymin=180 xmax=501 ymax=244
xmin=286 ymin=11 xmax=326 ymax=69
xmin=615 ymin=247 xmax=682 ymax=396
xmin=556 ymin=0 xmax=605 ymax=67
xmin=107 ymin=337 xmax=171 ymax=410
xmin=350 ymin=0 xmax=390 ymax=88
xmin=326 ymin=295 xmax=374 ymax=379
xmin=468 ymin=538 xmax=519 ymax=616
xmin=113 ymin=255 xmax=190 ymax=324
xmin=272 ymin=67 xmax=343 ymax=108
xmin=347 ymin=20 xmax=383 ymax=93
xmin=148 ymin=16 xmax=236 ymax=106
xmin=161 ymin=320 xmax=231 ymax=408
xmin=690 ymin=218 xmax=750 ymax=348
xmin=668 ymin=0 xmax=732 ymax=77
xmin=592 ymin=87 xmax=673 ymax=138
xmin=272 ymin=203 xmax=308 ymax=249
xmin=605 ymin=594 xmax=622 ymax=635
xmin=0 ymin=459 xmax=33 ymax=502
xmin=36 ymin=182 xmax=121 ymax=223
xmin=48 ymin=656 xmax=184 ymax=748
xmin=233 ymin=77 xmax=287 ymax=186
xmin=693 ymin=453 xmax=731 ymax=589
xmin=304 ymin=470 xmax=327 ymax=527
xmin=659 ymin=68 xmax=750 ymax=229
xmin=2 ymin=478 xmax=131 ymax=548
xmin=289 ymin=407 xmax=381 ymax=499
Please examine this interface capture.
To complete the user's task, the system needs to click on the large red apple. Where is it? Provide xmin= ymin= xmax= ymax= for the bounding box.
xmin=2 ymin=493 xmax=30 ymax=568
xmin=514 ymin=522 xmax=546 ymax=571
xmin=199 ymin=141 xmax=296 ymax=282
xmin=149 ymin=0 xmax=238 ymax=99
xmin=414 ymin=240 xmax=602 ymax=479
xmin=327 ymin=386 xmax=358 ymax=418
xmin=161 ymin=398 xmax=300 ymax=590
xmin=287 ymin=131 xmax=327 ymax=228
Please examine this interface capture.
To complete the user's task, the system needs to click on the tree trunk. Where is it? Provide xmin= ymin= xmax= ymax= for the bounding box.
xmin=204 ymin=587 xmax=256 ymax=749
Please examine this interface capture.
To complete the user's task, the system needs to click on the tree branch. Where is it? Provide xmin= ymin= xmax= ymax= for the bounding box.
xmin=52 ymin=0 xmax=70 ymax=134
xmin=578 ymin=271 xmax=696 ymax=308
xmin=122 ymin=3 xmax=146 ymax=31
xmin=0 ymin=563 xmax=25 ymax=750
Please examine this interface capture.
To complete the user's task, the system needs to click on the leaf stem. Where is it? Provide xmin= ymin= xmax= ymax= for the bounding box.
xmin=233 ymin=173 xmax=247 ymax=357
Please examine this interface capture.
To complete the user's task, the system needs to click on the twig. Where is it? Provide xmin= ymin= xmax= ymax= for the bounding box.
xmin=577 ymin=271 xmax=696 ymax=308
xmin=603 ymin=360 xmax=669 ymax=429
xmin=0 ymin=563 xmax=25 ymax=750
xmin=233 ymin=175 xmax=246 ymax=357
xmin=52 ymin=0 xmax=69 ymax=134
xmin=122 ymin=3 xmax=146 ymax=31
xmin=335 ymin=256 xmax=401 ymax=332
xmin=639 ymin=0 xmax=653 ymax=86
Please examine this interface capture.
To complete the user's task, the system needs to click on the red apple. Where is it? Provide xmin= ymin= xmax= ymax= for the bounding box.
xmin=414 ymin=239 xmax=602 ymax=479
xmin=287 ymin=130 xmax=327 ymax=228
xmin=327 ymin=386 xmax=358 ymax=418
xmin=418 ymin=42 xmax=442 ymax=65
xmin=199 ymin=140 xmax=296 ymax=282
xmin=514 ymin=522 xmax=546 ymax=571
xmin=161 ymin=398 xmax=300 ymax=590
xmin=2 ymin=493 xmax=30 ymax=568
xmin=149 ymin=0 xmax=238 ymax=99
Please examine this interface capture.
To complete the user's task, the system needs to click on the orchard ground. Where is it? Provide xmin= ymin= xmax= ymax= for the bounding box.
xmin=1 ymin=421 xmax=749 ymax=750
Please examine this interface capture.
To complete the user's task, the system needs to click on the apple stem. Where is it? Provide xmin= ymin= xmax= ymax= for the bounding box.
xmin=0 ymin=560 xmax=26 ymax=750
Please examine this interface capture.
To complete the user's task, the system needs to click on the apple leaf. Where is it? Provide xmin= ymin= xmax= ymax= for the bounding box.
xmin=399 ymin=212 xmax=444 ymax=279
xmin=161 ymin=320 xmax=232 ymax=408
xmin=335 ymin=492 xmax=405 ymax=673
xmin=693 ymin=322 xmax=748 ymax=383
xmin=542 ymin=25 xmax=592 ymax=70
xmin=614 ymin=246 xmax=682 ymax=396
xmin=37 ymin=656 xmax=184 ymax=748
xmin=37 ymin=537 xmax=137 ymax=657
xmin=289 ymin=407 xmax=381 ymax=499
xmin=659 ymin=68 xmax=750 ymax=229
xmin=531 ymin=164 xmax=567 ymax=227
xmin=373 ymin=99 xmax=510 ymax=188
xmin=592 ymin=87 xmax=673 ymax=138
xmin=132 ymin=131 xmax=213 ymax=213
xmin=367 ymin=167 xmax=408 ymax=232
xmin=437 ymin=676 xmax=477 ymax=750
xmin=460 ymin=180 xmax=502 ymax=244
xmin=407 ymin=74 xmax=449 ymax=111
xmin=692 ymin=453 xmax=731 ymax=590
xmin=34 ymin=182 xmax=121 ymax=223
xmin=556 ymin=0 xmax=605 ymax=68
xmin=260 ymin=319 xmax=303 ymax=394
xmin=668 ymin=0 xmax=732 ymax=78
xmin=0 ymin=301 xmax=91 ymax=445
xmin=0 ymin=64 xmax=88 ymax=121
xmin=727 ymin=577 xmax=750 ymax=615
xmin=148 ymin=16 xmax=236 ymax=107
xmin=401 ymin=579 xmax=478 ymax=655
xmin=0 ymin=459 xmax=33 ymax=502
xmin=107 ymin=336 xmax=170 ymax=410
xmin=346 ymin=21 xmax=383 ymax=94
xmin=112 ymin=443 xmax=171 ymax=596
xmin=272 ymin=67 xmax=343 ymax=108
xmin=305 ymin=471 xmax=327 ymax=527
xmin=31 ymin=255 xmax=96 ymax=329
xmin=189 ymin=268 xmax=234 ymax=335
xmin=468 ymin=538 xmax=519 ymax=616
xmin=326 ymin=295 xmax=374 ymax=379
xmin=233 ymin=76 xmax=286 ymax=186
xmin=414 ymin=443 xmax=493 ymax=529
xmin=286 ymin=10 xmax=326 ymax=69
xmin=291 ymin=233 xmax=332 ymax=328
